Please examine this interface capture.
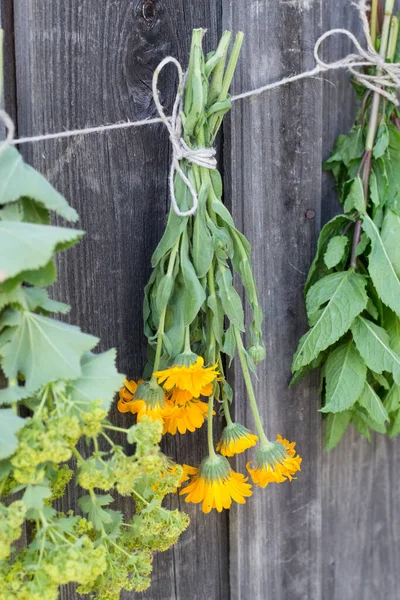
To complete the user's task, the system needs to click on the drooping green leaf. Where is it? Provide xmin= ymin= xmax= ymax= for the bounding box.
xmin=0 ymin=147 xmax=78 ymax=221
xmin=180 ymin=231 xmax=206 ymax=325
xmin=351 ymin=316 xmax=400 ymax=384
xmin=357 ymin=381 xmax=388 ymax=424
xmin=352 ymin=412 xmax=372 ymax=441
xmin=0 ymin=408 xmax=25 ymax=459
xmin=369 ymin=170 xmax=380 ymax=207
xmin=151 ymin=210 xmax=187 ymax=267
xmin=325 ymin=410 xmax=352 ymax=451
xmin=343 ymin=177 xmax=365 ymax=213
xmin=192 ymin=187 xmax=213 ymax=278
xmin=207 ymin=294 xmax=224 ymax=346
xmin=380 ymin=208 xmax=400 ymax=276
xmin=321 ymin=341 xmax=366 ymax=413
xmin=388 ymin=410 xmax=400 ymax=438
xmin=362 ymin=214 xmax=400 ymax=318
xmin=216 ymin=263 xmax=245 ymax=331
xmin=355 ymin=232 xmax=369 ymax=257
xmin=383 ymin=307 xmax=400 ymax=354
xmin=0 ymin=221 xmax=83 ymax=282
xmin=305 ymin=215 xmax=353 ymax=292
xmin=292 ymin=270 xmax=368 ymax=371
xmin=68 ymin=350 xmax=125 ymax=410
xmin=323 ymin=235 xmax=349 ymax=269
xmin=1 ymin=311 xmax=98 ymax=391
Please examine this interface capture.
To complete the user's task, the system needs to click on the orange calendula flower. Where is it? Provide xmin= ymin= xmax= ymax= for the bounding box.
xmin=162 ymin=397 xmax=210 ymax=435
xmin=154 ymin=354 xmax=218 ymax=399
xmin=246 ymin=434 xmax=302 ymax=488
xmin=179 ymin=455 xmax=252 ymax=513
xmin=117 ymin=379 xmax=166 ymax=423
xmin=216 ymin=423 xmax=258 ymax=457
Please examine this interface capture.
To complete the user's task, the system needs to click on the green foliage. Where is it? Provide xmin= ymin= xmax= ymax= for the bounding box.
xmin=292 ymin=24 xmax=400 ymax=447
xmin=0 ymin=145 xmax=189 ymax=597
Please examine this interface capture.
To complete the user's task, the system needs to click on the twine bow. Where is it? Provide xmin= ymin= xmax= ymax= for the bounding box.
xmin=152 ymin=56 xmax=217 ymax=218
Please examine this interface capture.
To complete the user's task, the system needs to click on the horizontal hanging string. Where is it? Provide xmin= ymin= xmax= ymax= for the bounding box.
xmin=0 ymin=0 xmax=399 ymax=215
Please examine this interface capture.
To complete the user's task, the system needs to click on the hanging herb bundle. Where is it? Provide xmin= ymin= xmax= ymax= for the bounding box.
xmin=0 ymin=36 xmax=190 ymax=598
xmin=118 ymin=28 xmax=302 ymax=514
xmin=291 ymin=0 xmax=400 ymax=449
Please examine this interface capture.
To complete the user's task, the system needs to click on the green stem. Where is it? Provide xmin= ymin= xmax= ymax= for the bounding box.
xmin=101 ymin=431 xmax=115 ymax=448
xmin=72 ymin=446 xmax=85 ymax=464
xmin=370 ymin=0 xmax=379 ymax=47
xmin=234 ymin=327 xmax=268 ymax=444
xmin=217 ymin=353 xmax=233 ymax=426
xmin=103 ymin=424 xmax=129 ymax=434
xmin=184 ymin=326 xmax=191 ymax=353
xmin=387 ymin=15 xmax=399 ymax=62
xmin=207 ymin=395 xmax=217 ymax=459
xmin=152 ymin=236 xmax=180 ymax=372
xmin=34 ymin=386 xmax=50 ymax=419
xmin=208 ymin=31 xmax=232 ymax=106
xmin=132 ymin=487 xmax=150 ymax=505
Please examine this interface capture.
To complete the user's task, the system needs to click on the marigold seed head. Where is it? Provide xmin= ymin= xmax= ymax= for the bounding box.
xmin=134 ymin=380 xmax=165 ymax=408
xmin=216 ymin=423 xmax=258 ymax=457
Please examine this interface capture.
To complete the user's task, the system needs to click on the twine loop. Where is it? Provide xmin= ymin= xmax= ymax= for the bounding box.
xmin=152 ymin=56 xmax=217 ymax=217
xmin=0 ymin=109 xmax=15 ymax=155
xmin=313 ymin=1 xmax=400 ymax=105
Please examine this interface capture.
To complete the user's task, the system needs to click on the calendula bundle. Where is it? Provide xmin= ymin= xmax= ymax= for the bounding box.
xmin=118 ymin=29 xmax=301 ymax=514
xmin=292 ymin=0 xmax=400 ymax=449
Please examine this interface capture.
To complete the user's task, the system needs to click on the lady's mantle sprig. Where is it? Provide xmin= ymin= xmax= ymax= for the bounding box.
xmin=0 ymin=34 xmax=189 ymax=596
xmin=292 ymin=0 xmax=400 ymax=449
xmin=119 ymin=28 xmax=301 ymax=513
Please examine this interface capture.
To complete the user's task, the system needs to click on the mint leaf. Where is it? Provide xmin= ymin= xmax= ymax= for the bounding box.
xmin=0 ymin=409 xmax=25 ymax=459
xmin=321 ymin=341 xmax=366 ymax=413
xmin=362 ymin=214 xmax=400 ymax=318
xmin=380 ymin=208 xmax=400 ymax=277
xmin=292 ymin=271 xmax=367 ymax=371
xmin=1 ymin=312 xmax=98 ymax=391
xmin=68 ymin=350 xmax=125 ymax=410
xmin=0 ymin=221 xmax=83 ymax=282
xmin=325 ymin=410 xmax=352 ymax=451
xmin=384 ymin=384 xmax=400 ymax=414
xmin=357 ymin=382 xmax=388 ymax=424
xmin=323 ymin=236 xmax=349 ymax=269
xmin=369 ymin=170 xmax=380 ymax=206
xmin=373 ymin=123 xmax=389 ymax=159
xmin=383 ymin=307 xmax=400 ymax=354
xmin=351 ymin=316 xmax=400 ymax=384
xmin=0 ymin=147 xmax=78 ymax=221
xmin=343 ymin=177 xmax=365 ymax=213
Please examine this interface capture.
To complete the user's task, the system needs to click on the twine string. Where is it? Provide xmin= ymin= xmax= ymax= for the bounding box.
xmin=0 ymin=1 xmax=399 ymax=215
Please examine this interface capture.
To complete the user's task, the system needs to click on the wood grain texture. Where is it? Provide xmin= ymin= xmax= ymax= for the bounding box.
xmin=321 ymin=5 xmax=400 ymax=600
xmin=222 ymin=1 xmax=323 ymax=598
xmin=12 ymin=1 xmax=228 ymax=599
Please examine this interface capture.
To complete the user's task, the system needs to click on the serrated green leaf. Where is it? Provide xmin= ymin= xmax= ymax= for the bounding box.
xmin=20 ymin=197 xmax=50 ymax=224
xmin=305 ymin=215 xmax=353 ymax=292
xmin=1 ymin=312 xmax=98 ymax=391
xmin=22 ymin=485 xmax=52 ymax=510
xmin=383 ymin=307 xmax=400 ymax=354
xmin=373 ymin=123 xmax=389 ymax=159
xmin=370 ymin=371 xmax=390 ymax=390
xmin=68 ymin=350 xmax=125 ymax=410
xmin=0 ymin=147 xmax=78 ymax=221
xmin=343 ymin=177 xmax=365 ymax=213
xmin=384 ymin=383 xmax=400 ymax=414
xmin=216 ymin=264 xmax=244 ymax=331
xmin=323 ymin=236 xmax=349 ymax=269
xmin=369 ymin=170 xmax=380 ymax=206
xmin=78 ymin=493 xmax=113 ymax=530
xmin=0 ymin=259 xmax=58 ymax=293
xmin=357 ymin=381 xmax=388 ymax=424
xmin=325 ymin=410 xmax=352 ymax=451
xmin=388 ymin=410 xmax=400 ymax=438
xmin=0 ymin=385 xmax=33 ymax=406
xmin=0 ymin=408 xmax=25 ymax=459
xmin=293 ymin=271 xmax=367 ymax=371
xmin=355 ymin=232 xmax=369 ymax=257
xmin=0 ymin=221 xmax=83 ymax=282
xmin=351 ymin=316 xmax=400 ymax=384
xmin=321 ymin=341 xmax=366 ymax=413
xmin=352 ymin=412 xmax=372 ymax=441
xmin=380 ymin=208 xmax=400 ymax=276
xmin=362 ymin=214 xmax=400 ymax=318
xmin=22 ymin=287 xmax=70 ymax=314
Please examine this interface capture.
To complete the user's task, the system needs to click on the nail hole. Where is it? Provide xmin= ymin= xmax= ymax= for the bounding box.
xmin=305 ymin=210 xmax=315 ymax=219
xmin=142 ymin=1 xmax=157 ymax=23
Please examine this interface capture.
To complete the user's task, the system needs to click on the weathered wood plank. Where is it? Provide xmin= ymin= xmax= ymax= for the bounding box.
xmin=12 ymin=1 xmax=228 ymax=598
xmin=223 ymin=1 xmax=323 ymax=598
xmin=321 ymin=4 xmax=400 ymax=599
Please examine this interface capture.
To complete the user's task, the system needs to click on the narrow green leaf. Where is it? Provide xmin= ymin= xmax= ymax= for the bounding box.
xmin=343 ymin=177 xmax=365 ymax=213
xmin=0 ymin=147 xmax=78 ymax=221
xmin=293 ymin=271 xmax=367 ymax=371
xmin=383 ymin=307 xmax=400 ymax=354
xmin=384 ymin=383 xmax=400 ymax=414
xmin=362 ymin=213 xmax=400 ymax=318
xmin=380 ymin=208 xmax=400 ymax=276
xmin=192 ymin=189 xmax=213 ymax=278
xmin=325 ymin=410 xmax=352 ymax=451
xmin=1 ymin=312 xmax=98 ymax=391
xmin=352 ymin=316 xmax=400 ymax=385
xmin=321 ymin=341 xmax=366 ymax=413
xmin=180 ymin=231 xmax=206 ymax=326
xmin=216 ymin=264 xmax=245 ymax=331
xmin=323 ymin=236 xmax=349 ymax=269
xmin=369 ymin=170 xmax=380 ymax=206
xmin=373 ymin=123 xmax=389 ymax=159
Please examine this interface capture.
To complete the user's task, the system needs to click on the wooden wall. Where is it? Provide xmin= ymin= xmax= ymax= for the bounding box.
xmin=1 ymin=0 xmax=399 ymax=598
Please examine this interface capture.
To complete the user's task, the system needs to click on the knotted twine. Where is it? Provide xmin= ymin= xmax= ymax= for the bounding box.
xmin=1 ymin=0 xmax=400 ymax=216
